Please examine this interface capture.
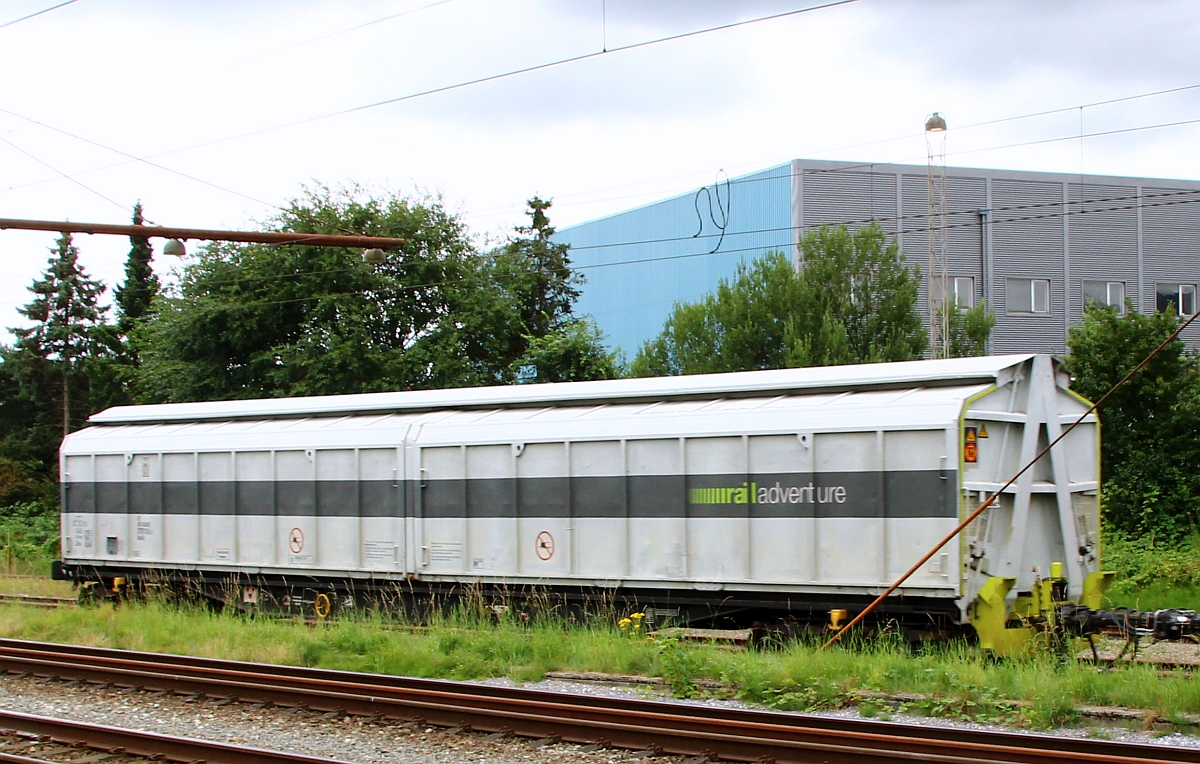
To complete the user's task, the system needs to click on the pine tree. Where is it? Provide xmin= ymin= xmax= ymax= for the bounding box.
xmin=114 ymin=202 xmax=159 ymax=339
xmin=488 ymin=197 xmax=589 ymax=380
xmin=11 ymin=233 xmax=108 ymax=437
xmin=498 ymin=197 xmax=582 ymax=340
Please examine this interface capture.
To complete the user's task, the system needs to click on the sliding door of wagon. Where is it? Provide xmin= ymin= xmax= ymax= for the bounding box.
xmin=62 ymin=454 xmax=96 ymax=559
xmin=315 ymin=450 xmax=359 ymax=569
xmin=275 ymin=450 xmax=316 ymax=568
xmin=418 ymin=446 xmax=467 ymax=573
xmin=516 ymin=442 xmax=570 ymax=577
xmin=359 ymin=448 xmax=403 ymax=571
xmin=162 ymin=453 xmax=200 ymax=563
xmin=126 ymin=454 xmax=163 ymax=562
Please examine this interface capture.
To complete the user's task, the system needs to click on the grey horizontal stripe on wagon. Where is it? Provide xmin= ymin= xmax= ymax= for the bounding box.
xmin=63 ymin=471 xmax=957 ymax=519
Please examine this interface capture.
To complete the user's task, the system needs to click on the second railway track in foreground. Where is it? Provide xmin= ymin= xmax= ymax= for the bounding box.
xmin=0 ymin=639 xmax=1193 ymax=764
xmin=0 ymin=708 xmax=355 ymax=764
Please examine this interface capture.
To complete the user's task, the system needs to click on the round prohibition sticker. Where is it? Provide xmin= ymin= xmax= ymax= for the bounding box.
xmin=535 ymin=531 xmax=555 ymax=561
xmin=288 ymin=527 xmax=305 ymax=554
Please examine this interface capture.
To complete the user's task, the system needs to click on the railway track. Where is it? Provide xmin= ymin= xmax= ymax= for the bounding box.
xmin=0 ymin=640 xmax=1195 ymax=764
xmin=0 ymin=707 xmax=353 ymax=764
xmin=0 ymin=595 xmax=74 ymax=608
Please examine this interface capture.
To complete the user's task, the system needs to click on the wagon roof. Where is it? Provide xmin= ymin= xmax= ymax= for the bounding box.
xmin=88 ymin=354 xmax=1041 ymax=425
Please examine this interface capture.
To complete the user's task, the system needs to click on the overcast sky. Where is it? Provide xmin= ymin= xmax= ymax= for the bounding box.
xmin=1 ymin=0 xmax=1199 ymax=338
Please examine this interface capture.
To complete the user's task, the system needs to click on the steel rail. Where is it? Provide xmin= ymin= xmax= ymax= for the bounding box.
xmin=0 ymin=752 xmax=60 ymax=764
xmin=0 ymin=640 xmax=1193 ymax=764
xmin=0 ymin=708 xmax=356 ymax=764
xmin=0 ymin=595 xmax=73 ymax=608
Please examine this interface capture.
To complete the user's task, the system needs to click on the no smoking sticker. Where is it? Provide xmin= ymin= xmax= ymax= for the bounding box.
xmin=535 ymin=531 xmax=555 ymax=561
xmin=289 ymin=527 xmax=305 ymax=554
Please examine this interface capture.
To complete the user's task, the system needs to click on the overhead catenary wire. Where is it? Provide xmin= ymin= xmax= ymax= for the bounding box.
xmin=463 ymin=80 xmax=1200 ymax=221
xmin=4 ymin=102 xmax=1197 ymax=274
xmin=2 ymin=175 xmax=1192 ymax=316
xmin=0 ymin=134 xmax=129 ymax=213
xmin=822 ymin=304 xmax=1200 ymax=650
xmin=201 ymin=1 xmax=862 ymax=145
xmin=69 ymin=185 xmax=1200 ymax=297
xmin=0 ymin=2 xmax=1197 ymax=293
xmin=91 ymin=189 xmax=1200 ymax=319
xmin=0 ymin=3 xmax=857 ymax=241
xmin=563 ymin=185 xmax=1200 ymax=255
xmin=2 ymin=68 xmax=1198 ymax=234
xmin=26 ymin=1 xmax=861 ymax=172
xmin=0 ymin=0 xmax=80 ymax=30
xmin=15 ymin=99 xmax=1193 ymax=244
xmin=236 ymin=0 xmax=458 ymax=64
xmin=0 ymin=108 xmax=372 ymax=239
xmin=0 ymin=0 xmax=1194 ymax=230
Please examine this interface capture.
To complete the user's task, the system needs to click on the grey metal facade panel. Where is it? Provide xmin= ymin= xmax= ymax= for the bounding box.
xmin=989 ymin=179 xmax=1067 ymax=355
xmin=901 ymin=173 xmax=988 ymax=317
xmin=561 ymin=157 xmax=1200 ymax=355
xmin=1066 ymin=183 xmax=1139 ymax=322
xmin=800 ymin=169 xmax=899 ymax=235
xmin=1141 ymin=186 xmax=1200 ymax=343
xmin=793 ymin=159 xmax=1200 ymax=192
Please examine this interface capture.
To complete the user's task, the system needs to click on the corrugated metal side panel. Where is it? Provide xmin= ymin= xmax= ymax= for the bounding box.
xmin=901 ymin=173 xmax=988 ymax=333
xmin=801 ymin=169 xmax=899 ymax=236
xmin=555 ymin=163 xmax=793 ymax=355
xmin=990 ymin=179 xmax=1066 ymax=354
xmin=1142 ymin=187 xmax=1200 ymax=345
xmin=1067 ymin=183 xmax=1139 ymax=322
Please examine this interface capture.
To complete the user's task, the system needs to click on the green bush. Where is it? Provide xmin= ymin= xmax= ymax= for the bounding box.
xmin=1102 ymin=531 xmax=1200 ymax=609
xmin=0 ymin=500 xmax=58 ymax=573
xmin=1067 ymin=306 xmax=1200 ymax=539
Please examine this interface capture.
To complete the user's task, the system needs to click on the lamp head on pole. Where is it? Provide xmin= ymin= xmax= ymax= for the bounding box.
xmin=162 ymin=238 xmax=187 ymax=257
xmin=925 ymin=112 xmax=947 ymax=132
xmin=362 ymin=248 xmax=386 ymax=265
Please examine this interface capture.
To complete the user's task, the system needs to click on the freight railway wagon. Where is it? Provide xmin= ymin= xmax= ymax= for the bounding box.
xmin=55 ymin=354 xmax=1103 ymax=635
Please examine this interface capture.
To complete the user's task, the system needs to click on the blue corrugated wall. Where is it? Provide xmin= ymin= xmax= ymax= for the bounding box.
xmin=556 ymin=163 xmax=794 ymax=357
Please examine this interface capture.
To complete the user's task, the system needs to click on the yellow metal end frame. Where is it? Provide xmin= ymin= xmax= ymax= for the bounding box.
xmin=1082 ymin=570 xmax=1116 ymax=610
xmin=970 ymin=568 xmax=1114 ymax=657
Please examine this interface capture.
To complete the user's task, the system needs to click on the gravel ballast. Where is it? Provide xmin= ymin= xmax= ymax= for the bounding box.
xmin=0 ymin=674 xmax=684 ymax=764
xmin=0 ymin=670 xmax=1196 ymax=763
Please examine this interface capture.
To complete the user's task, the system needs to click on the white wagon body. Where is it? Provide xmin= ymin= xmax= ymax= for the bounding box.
xmin=59 ymin=354 xmax=1099 ymax=623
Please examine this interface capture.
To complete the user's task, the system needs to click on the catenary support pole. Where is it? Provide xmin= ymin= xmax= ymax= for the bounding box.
xmin=823 ymin=308 xmax=1200 ymax=649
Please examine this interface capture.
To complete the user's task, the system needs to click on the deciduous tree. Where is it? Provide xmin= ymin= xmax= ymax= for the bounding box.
xmin=1066 ymin=304 xmax=1200 ymax=539
xmin=632 ymin=223 xmax=931 ymax=376
xmin=133 ymin=187 xmax=617 ymax=401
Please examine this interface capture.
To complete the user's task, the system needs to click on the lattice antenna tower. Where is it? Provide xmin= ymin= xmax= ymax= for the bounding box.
xmin=925 ymin=112 xmax=949 ymax=359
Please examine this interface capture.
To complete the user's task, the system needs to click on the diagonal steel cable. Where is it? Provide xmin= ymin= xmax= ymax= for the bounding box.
xmin=823 ymin=307 xmax=1200 ymax=649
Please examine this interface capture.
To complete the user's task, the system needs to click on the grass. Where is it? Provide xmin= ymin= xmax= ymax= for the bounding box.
xmin=0 ymin=598 xmax=1194 ymax=731
xmin=0 ymin=527 xmax=1193 ymax=731
xmin=0 ymin=576 xmax=73 ymax=597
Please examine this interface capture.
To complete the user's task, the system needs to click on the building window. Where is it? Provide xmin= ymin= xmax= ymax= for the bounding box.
xmin=953 ymin=277 xmax=975 ymax=309
xmin=1156 ymin=283 xmax=1197 ymax=316
xmin=1083 ymin=280 xmax=1126 ymax=315
xmin=1005 ymin=278 xmax=1050 ymax=315
xmin=931 ymin=276 xmax=976 ymax=310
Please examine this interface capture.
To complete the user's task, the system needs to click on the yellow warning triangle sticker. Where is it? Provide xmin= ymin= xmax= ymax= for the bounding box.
xmin=965 ymin=427 xmax=977 ymax=443
xmin=979 ymin=424 xmax=989 ymax=438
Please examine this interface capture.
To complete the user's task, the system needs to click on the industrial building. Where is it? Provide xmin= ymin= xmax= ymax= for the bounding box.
xmin=556 ymin=159 xmax=1200 ymax=356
